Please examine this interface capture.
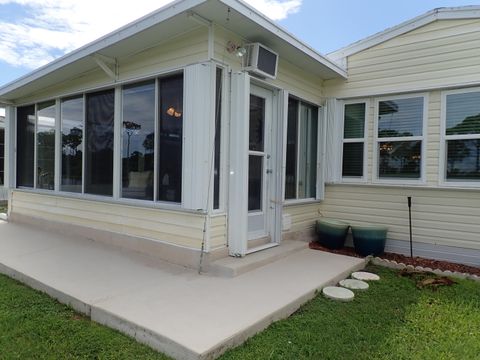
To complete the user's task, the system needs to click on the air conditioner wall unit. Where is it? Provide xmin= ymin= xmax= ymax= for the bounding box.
xmin=243 ymin=43 xmax=279 ymax=80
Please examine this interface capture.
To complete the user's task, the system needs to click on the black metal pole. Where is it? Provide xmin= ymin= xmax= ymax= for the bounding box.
xmin=408 ymin=196 xmax=413 ymax=258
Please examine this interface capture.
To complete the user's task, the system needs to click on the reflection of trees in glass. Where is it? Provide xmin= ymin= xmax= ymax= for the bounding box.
xmin=379 ymin=141 xmax=420 ymax=178
xmin=447 ymin=114 xmax=480 ymax=176
xmin=378 ymin=129 xmax=413 ymax=138
xmin=62 ymin=127 xmax=82 ymax=155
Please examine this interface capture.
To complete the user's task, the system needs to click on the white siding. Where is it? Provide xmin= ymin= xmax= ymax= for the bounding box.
xmin=326 ymin=19 xmax=480 ymax=98
xmin=11 ymin=191 xmax=207 ymax=250
xmin=210 ymin=214 xmax=227 ymax=249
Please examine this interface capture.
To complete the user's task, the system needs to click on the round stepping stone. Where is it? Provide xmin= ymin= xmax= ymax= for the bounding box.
xmin=351 ymin=271 xmax=380 ymax=281
xmin=339 ymin=279 xmax=369 ymax=290
xmin=322 ymin=286 xmax=355 ymax=302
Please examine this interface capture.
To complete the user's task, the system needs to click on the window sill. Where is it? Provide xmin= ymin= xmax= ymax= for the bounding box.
xmin=284 ymin=198 xmax=321 ymax=207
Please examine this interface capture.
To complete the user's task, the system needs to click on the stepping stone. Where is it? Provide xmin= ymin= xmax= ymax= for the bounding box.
xmin=351 ymin=271 xmax=380 ymax=281
xmin=339 ymin=279 xmax=369 ymax=290
xmin=322 ymin=286 xmax=355 ymax=302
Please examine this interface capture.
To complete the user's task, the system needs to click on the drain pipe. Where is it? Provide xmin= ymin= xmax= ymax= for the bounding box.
xmin=407 ymin=196 xmax=413 ymax=258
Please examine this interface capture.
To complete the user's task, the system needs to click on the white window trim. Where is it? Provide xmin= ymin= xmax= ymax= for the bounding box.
xmin=340 ymin=99 xmax=369 ymax=183
xmin=283 ymin=94 xmax=323 ymax=205
xmin=372 ymin=93 xmax=428 ymax=185
xmin=439 ymin=87 xmax=480 ymax=188
xmin=14 ymin=67 xmax=192 ymax=213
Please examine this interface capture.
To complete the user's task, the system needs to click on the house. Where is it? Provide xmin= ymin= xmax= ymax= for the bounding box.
xmin=0 ymin=0 xmax=478 ymax=268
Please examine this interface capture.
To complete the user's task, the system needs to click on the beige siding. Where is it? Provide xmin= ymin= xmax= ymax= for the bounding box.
xmin=320 ymin=184 xmax=480 ymax=251
xmin=283 ymin=202 xmax=322 ymax=234
xmin=11 ymin=191 xmax=207 ymax=250
xmin=17 ymin=28 xmax=209 ymax=104
xmin=214 ymin=25 xmax=324 ymax=104
xmin=326 ymin=19 xmax=480 ymax=98
xmin=210 ymin=214 xmax=227 ymax=249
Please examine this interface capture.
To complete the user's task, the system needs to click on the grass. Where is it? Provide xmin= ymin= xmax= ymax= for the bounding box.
xmin=1 ymin=266 xmax=479 ymax=360
xmin=220 ymin=265 xmax=480 ymax=360
xmin=0 ymin=274 xmax=170 ymax=359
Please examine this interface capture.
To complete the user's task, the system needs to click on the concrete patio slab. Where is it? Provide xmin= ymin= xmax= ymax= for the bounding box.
xmin=0 ymin=221 xmax=365 ymax=360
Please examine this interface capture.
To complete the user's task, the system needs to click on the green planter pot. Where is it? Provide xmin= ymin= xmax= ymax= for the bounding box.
xmin=351 ymin=224 xmax=388 ymax=256
xmin=316 ymin=218 xmax=349 ymax=250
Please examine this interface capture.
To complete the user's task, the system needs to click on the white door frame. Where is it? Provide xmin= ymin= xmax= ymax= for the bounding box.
xmin=228 ymin=72 xmax=283 ymax=257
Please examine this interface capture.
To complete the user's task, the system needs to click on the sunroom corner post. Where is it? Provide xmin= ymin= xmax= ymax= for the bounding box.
xmin=182 ymin=62 xmax=214 ymax=211
xmin=228 ymin=71 xmax=250 ymax=257
xmin=324 ymin=98 xmax=342 ymax=184
xmin=4 ymin=105 xmax=15 ymax=190
xmin=316 ymin=105 xmax=326 ymax=200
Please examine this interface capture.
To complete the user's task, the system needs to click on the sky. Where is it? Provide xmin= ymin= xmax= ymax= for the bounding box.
xmin=0 ymin=0 xmax=479 ymax=87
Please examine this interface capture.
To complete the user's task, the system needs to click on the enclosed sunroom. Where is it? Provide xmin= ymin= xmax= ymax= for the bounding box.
xmin=0 ymin=0 xmax=346 ymax=268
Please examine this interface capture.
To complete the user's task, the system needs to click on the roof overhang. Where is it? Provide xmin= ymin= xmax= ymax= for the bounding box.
xmin=328 ymin=6 xmax=480 ymax=64
xmin=0 ymin=0 xmax=346 ymax=103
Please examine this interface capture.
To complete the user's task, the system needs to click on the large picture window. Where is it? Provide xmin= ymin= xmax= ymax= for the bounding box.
xmin=16 ymin=105 xmax=35 ymax=188
xmin=285 ymin=97 xmax=318 ymax=200
xmin=85 ymin=89 xmax=115 ymax=196
xmin=121 ymin=81 xmax=155 ymax=200
xmin=36 ymin=101 xmax=56 ymax=190
xmin=213 ymin=67 xmax=223 ymax=210
xmin=158 ymin=74 xmax=183 ymax=203
xmin=61 ymin=96 xmax=84 ymax=193
xmin=342 ymin=103 xmax=366 ymax=178
xmin=376 ymin=96 xmax=424 ymax=180
xmin=444 ymin=90 xmax=480 ymax=182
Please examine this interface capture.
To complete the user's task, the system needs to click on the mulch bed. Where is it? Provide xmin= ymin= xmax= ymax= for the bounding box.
xmin=309 ymin=242 xmax=480 ymax=277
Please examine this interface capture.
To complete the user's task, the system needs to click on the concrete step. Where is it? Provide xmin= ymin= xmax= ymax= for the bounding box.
xmin=208 ymin=240 xmax=308 ymax=278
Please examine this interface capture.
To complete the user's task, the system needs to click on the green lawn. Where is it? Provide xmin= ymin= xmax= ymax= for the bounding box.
xmin=1 ymin=266 xmax=479 ymax=360
xmin=221 ymin=266 xmax=480 ymax=360
xmin=0 ymin=274 xmax=170 ymax=359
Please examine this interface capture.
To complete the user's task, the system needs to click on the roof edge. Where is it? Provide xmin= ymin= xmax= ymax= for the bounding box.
xmin=328 ymin=6 xmax=480 ymax=62
xmin=222 ymin=0 xmax=347 ymax=78
xmin=0 ymin=0 xmax=207 ymax=97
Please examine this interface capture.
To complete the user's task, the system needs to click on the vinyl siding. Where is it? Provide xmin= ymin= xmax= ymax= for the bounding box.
xmin=210 ymin=214 xmax=227 ymax=249
xmin=325 ymin=19 xmax=480 ymax=98
xmin=320 ymin=184 xmax=480 ymax=251
xmin=10 ymin=191 xmax=207 ymax=250
xmin=17 ymin=27 xmax=209 ymax=105
xmin=214 ymin=25 xmax=324 ymax=104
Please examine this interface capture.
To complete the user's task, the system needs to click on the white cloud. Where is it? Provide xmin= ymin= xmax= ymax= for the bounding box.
xmin=0 ymin=0 xmax=302 ymax=69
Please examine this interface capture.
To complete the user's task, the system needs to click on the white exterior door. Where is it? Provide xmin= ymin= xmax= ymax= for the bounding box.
xmin=248 ymin=85 xmax=273 ymax=241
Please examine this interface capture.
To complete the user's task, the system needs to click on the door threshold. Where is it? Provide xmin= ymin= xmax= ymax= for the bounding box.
xmin=246 ymin=242 xmax=279 ymax=255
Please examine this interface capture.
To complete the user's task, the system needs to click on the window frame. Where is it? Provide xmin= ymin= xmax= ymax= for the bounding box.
xmin=283 ymin=94 xmax=323 ymax=205
xmin=373 ymin=93 xmax=428 ymax=185
xmin=13 ymin=68 xmax=187 ymax=211
xmin=440 ymin=87 xmax=480 ymax=188
xmin=340 ymin=99 xmax=369 ymax=183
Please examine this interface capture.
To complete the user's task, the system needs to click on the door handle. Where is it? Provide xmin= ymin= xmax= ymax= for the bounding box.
xmin=266 ymin=169 xmax=273 ymax=174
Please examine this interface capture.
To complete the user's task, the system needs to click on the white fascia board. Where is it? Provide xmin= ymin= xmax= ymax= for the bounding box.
xmin=0 ymin=0 xmax=207 ymax=98
xmin=220 ymin=0 xmax=347 ymax=78
xmin=328 ymin=6 xmax=480 ymax=63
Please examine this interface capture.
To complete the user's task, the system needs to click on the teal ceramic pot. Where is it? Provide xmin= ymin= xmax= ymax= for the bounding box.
xmin=351 ymin=225 xmax=388 ymax=256
xmin=316 ymin=218 xmax=349 ymax=250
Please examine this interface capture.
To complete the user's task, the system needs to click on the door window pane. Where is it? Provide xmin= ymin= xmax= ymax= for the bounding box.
xmin=61 ymin=97 xmax=83 ymax=193
xmin=17 ymin=105 xmax=35 ymax=188
xmin=122 ymin=81 xmax=155 ymax=200
xmin=36 ymin=101 xmax=56 ymax=190
xmin=158 ymin=74 xmax=183 ymax=203
xmin=0 ymin=128 xmax=4 ymax=186
xmin=249 ymin=95 xmax=265 ymax=152
xmin=378 ymin=141 xmax=421 ymax=178
xmin=248 ymin=155 xmax=263 ymax=211
xmin=285 ymin=98 xmax=298 ymax=199
xmin=213 ymin=68 xmax=223 ymax=209
xmin=85 ymin=90 xmax=114 ymax=196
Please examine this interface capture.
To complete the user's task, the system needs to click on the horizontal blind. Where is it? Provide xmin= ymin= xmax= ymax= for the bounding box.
xmin=378 ymin=97 xmax=423 ymax=138
xmin=446 ymin=92 xmax=480 ymax=135
xmin=344 ymin=103 xmax=365 ymax=139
